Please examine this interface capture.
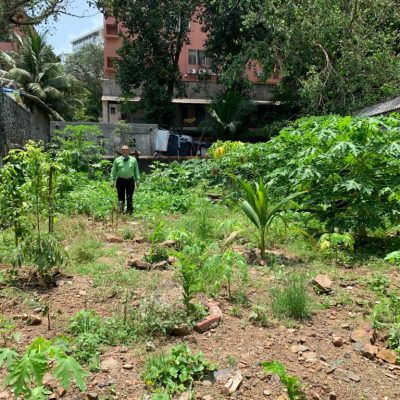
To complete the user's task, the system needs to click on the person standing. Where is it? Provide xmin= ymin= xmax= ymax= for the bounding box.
xmin=110 ymin=145 xmax=140 ymax=214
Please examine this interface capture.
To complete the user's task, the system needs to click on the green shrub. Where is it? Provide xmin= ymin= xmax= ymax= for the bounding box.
xmin=69 ymin=310 xmax=101 ymax=335
xmin=61 ymin=178 xmax=116 ymax=219
xmin=368 ymin=273 xmax=390 ymax=294
xmin=249 ymin=304 xmax=269 ymax=327
xmin=371 ymin=292 xmax=400 ymax=329
xmin=262 ymin=360 xmax=306 ymax=400
xmin=265 ymin=115 xmax=400 ymax=237
xmin=21 ymin=234 xmax=67 ymax=286
xmin=145 ymin=245 xmax=169 ymax=263
xmin=0 ymin=336 xmax=87 ymax=399
xmin=142 ymin=343 xmax=216 ymax=396
xmin=271 ymin=274 xmax=311 ymax=320
xmin=70 ymin=239 xmax=102 ymax=264
xmin=388 ymin=323 xmax=400 ymax=357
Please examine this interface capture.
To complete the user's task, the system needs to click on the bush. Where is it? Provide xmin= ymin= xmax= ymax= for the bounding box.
xmin=142 ymin=344 xmax=216 ymax=396
xmin=271 ymin=274 xmax=311 ymax=320
xmin=265 ymin=115 xmax=400 ymax=236
xmin=0 ymin=336 xmax=87 ymax=399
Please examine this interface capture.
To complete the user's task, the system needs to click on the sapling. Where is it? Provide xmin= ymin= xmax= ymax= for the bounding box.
xmin=0 ymin=336 xmax=87 ymax=399
xmin=262 ymin=360 xmax=306 ymax=400
xmin=176 ymin=254 xmax=199 ymax=317
xmin=237 ymin=178 xmax=304 ymax=259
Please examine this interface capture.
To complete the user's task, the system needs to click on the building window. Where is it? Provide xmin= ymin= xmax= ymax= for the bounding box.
xmin=106 ymin=24 xmax=118 ymax=36
xmin=188 ymin=49 xmax=197 ymax=65
xmin=107 ymin=57 xmax=117 ymax=68
xmin=110 ymin=106 xmax=116 ymax=114
xmin=188 ymin=50 xmax=210 ymax=67
xmin=197 ymin=50 xmax=210 ymax=66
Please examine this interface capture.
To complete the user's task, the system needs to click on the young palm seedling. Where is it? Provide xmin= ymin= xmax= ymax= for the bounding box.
xmin=262 ymin=360 xmax=306 ymax=400
xmin=237 ymin=178 xmax=304 ymax=259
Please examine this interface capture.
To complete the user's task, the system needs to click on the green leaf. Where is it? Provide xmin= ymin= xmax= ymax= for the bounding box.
xmin=0 ymin=348 xmax=19 ymax=368
xmin=53 ymin=355 xmax=87 ymax=391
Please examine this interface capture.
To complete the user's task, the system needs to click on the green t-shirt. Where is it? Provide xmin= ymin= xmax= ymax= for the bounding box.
xmin=110 ymin=156 xmax=140 ymax=181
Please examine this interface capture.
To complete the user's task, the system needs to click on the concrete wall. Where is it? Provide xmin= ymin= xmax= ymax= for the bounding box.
xmin=0 ymin=91 xmax=50 ymax=159
xmin=49 ymin=121 xmax=158 ymax=157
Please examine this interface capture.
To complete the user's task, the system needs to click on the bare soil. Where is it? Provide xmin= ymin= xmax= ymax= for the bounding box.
xmin=1 ymin=221 xmax=400 ymax=400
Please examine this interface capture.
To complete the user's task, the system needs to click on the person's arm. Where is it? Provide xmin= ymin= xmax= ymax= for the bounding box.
xmin=133 ymin=158 xmax=140 ymax=184
xmin=110 ymin=158 xmax=118 ymax=182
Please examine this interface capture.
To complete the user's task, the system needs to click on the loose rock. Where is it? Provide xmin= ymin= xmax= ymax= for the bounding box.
xmin=291 ymin=345 xmax=309 ymax=354
xmin=194 ymin=302 xmax=222 ymax=333
xmin=26 ymin=314 xmax=42 ymax=326
xmin=377 ymin=349 xmax=398 ymax=364
xmin=170 ymin=324 xmax=191 ymax=336
xmin=224 ymin=371 xmax=242 ymax=394
xmin=332 ymin=336 xmax=343 ymax=347
xmin=312 ymin=274 xmax=332 ymax=293
xmin=100 ymin=357 xmax=119 ymax=373
xmin=126 ymin=257 xmax=151 ymax=270
xmin=346 ymin=371 xmax=360 ymax=382
xmin=350 ymin=329 xmax=374 ymax=345
xmin=362 ymin=344 xmax=378 ymax=360
xmin=105 ymin=234 xmax=123 ymax=243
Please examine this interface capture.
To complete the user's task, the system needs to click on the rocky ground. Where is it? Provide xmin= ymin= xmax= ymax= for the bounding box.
xmin=0 ymin=223 xmax=399 ymax=400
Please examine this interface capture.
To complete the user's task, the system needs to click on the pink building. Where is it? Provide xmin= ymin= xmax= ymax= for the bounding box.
xmin=102 ymin=15 xmax=279 ymax=127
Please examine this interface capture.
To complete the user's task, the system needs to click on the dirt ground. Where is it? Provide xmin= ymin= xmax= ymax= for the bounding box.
xmin=1 ymin=222 xmax=400 ymax=400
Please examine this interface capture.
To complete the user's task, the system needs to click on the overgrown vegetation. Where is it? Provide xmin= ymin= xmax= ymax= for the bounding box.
xmin=0 ymin=336 xmax=87 ymax=399
xmin=1 ymin=115 xmax=399 ymax=398
xmin=142 ymin=344 xmax=216 ymax=397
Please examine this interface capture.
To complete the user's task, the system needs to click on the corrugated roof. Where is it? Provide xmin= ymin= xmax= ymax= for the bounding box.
xmin=101 ymin=96 xmax=281 ymax=105
xmin=357 ymin=96 xmax=400 ymax=117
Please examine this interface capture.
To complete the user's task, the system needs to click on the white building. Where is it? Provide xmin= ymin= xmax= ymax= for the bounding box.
xmin=70 ymin=27 xmax=104 ymax=52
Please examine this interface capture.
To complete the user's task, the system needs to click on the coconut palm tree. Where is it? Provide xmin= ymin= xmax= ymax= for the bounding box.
xmin=207 ymin=90 xmax=252 ymax=139
xmin=0 ymin=28 xmax=86 ymax=120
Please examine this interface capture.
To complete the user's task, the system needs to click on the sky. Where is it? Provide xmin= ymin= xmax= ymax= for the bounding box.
xmin=39 ymin=0 xmax=103 ymax=55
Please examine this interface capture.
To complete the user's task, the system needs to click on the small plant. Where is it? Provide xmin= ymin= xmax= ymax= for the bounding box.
xmin=121 ymin=227 xmax=135 ymax=240
xmin=0 ymin=336 xmax=87 ymax=400
xmin=369 ymin=273 xmax=390 ymax=294
xmin=388 ymin=323 xmax=400 ymax=357
xmin=0 ymin=315 xmax=17 ymax=346
xmin=142 ymin=343 xmax=216 ymax=396
xmin=271 ymin=274 xmax=311 ymax=320
xmin=237 ymin=178 xmax=303 ymax=259
xmin=262 ymin=360 xmax=306 ymax=400
xmin=226 ymin=355 xmax=237 ymax=368
xmin=69 ymin=310 xmax=101 ymax=335
xmin=385 ymin=250 xmax=400 ymax=265
xmin=176 ymin=254 xmax=200 ymax=317
xmin=70 ymin=239 xmax=101 ymax=264
xmin=249 ymin=304 xmax=269 ymax=327
xmin=21 ymin=234 xmax=67 ymax=286
xmin=230 ymin=305 xmax=243 ymax=318
xmin=73 ymin=332 xmax=102 ymax=371
xmin=371 ymin=292 xmax=400 ymax=329
xmin=318 ymin=233 xmax=355 ymax=252
xmin=145 ymin=245 xmax=169 ymax=263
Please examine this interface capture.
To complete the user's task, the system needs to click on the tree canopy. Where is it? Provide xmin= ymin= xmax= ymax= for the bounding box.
xmin=0 ymin=1 xmax=72 ymax=37
xmin=202 ymin=0 xmax=400 ymax=115
xmin=65 ymin=44 xmax=104 ymax=121
xmin=0 ymin=28 xmax=86 ymax=120
xmin=94 ymin=0 xmax=199 ymax=126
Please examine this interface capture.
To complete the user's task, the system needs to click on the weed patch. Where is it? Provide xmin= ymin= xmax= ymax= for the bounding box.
xmin=271 ymin=274 xmax=311 ymax=320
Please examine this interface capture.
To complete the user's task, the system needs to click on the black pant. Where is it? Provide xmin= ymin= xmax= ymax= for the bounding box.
xmin=116 ymin=177 xmax=135 ymax=214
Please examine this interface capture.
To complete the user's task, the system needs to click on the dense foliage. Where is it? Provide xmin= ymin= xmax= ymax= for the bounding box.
xmin=202 ymin=0 xmax=400 ymax=114
xmin=94 ymin=0 xmax=199 ymax=125
xmin=65 ymin=44 xmax=104 ymax=121
xmin=0 ymin=0 xmax=70 ymax=36
xmin=0 ymin=29 xmax=86 ymax=120
xmin=265 ymin=115 xmax=400 ymax=235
